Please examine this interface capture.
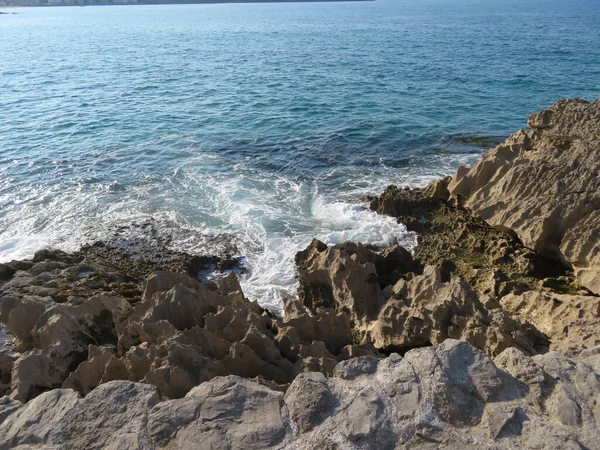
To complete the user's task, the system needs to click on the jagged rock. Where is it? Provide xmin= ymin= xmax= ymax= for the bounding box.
xmin=2 ymin=341 xmax=600 ymax=449
xmin=501 ymin=291 xmax=600 ymax=354
xmin=62 ymin=345 xmax=116 ymax=395
xmin=296 ymin=240 xmax=386 ymax=320
xmin=447 ymin=98 xmax=600 ymax=295
xmin=0 ymin=295 xmax=48 ymax=352
xmin=297 ymin=241 xmax=542 ymax=357
xmin=10 ymin=295 xmax=132 ymax=402
xmin=279 ymin=298 xmax=353 ymax=356
xmin=370 ymin=184 xmax=579 ymax=300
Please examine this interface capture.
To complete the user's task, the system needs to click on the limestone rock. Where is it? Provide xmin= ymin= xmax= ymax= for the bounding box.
xmin=501 ymin=291 xmax=600 ymax=354
xmin=9 ymin=295 xmax=132 ymax=402
xmin=297 ymin=239 xmax=542 ymax=357
xmin=0 ymin=389 xmax=79 ymax=448
xmin=148 ymin=375 xmax=287 ymax=450
xmin=3 ymin=342 xmax=600 ymax=449
xmin=447 ymin=98 xmax=600 ymax=295
xmin=284 ymin=372 xmax=334 ymax=432
xmin=404 ymin=339 xmax=511 ymax=426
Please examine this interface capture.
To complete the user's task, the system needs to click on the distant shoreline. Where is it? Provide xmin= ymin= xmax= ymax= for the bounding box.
xmin=1 ymin=0 xmax=372 ymax=7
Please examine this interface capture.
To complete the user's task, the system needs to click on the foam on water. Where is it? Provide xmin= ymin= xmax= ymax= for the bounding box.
xmin=2 ymin=0 xmax=599 ymax=315
xmin=238 ymin=195 xmax=417 ymax=315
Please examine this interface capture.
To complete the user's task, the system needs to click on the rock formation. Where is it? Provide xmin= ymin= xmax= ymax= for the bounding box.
xmin=2 ymin=340 xmax=600 ymax=449
xmin=447 ymin=98 xmax=600 ymax=295
xmin=1 ymin=98 xmax=599 ymax=449
xmin=295 ymin=240 xmax=547 ymax=357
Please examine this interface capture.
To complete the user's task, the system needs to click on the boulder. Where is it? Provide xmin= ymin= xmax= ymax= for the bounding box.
xmin=148 ymin=375 xmax=287 ymax=450
xmin=284 ymin=372 xmax=334 ymax=432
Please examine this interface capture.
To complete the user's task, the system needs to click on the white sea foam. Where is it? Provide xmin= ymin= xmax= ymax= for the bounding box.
xmin=238 ymin=195 xmax=416 ymax=315
xmin=0 ymin=147 xmax=476 ymax=316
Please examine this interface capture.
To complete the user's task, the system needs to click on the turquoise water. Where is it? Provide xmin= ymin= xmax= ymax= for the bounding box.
xmin=1 ymin=0 xmax=599 ymax=313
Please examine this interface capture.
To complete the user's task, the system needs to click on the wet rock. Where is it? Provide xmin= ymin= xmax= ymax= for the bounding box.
xmin=370 ymin=184 xmax=579 ymax=300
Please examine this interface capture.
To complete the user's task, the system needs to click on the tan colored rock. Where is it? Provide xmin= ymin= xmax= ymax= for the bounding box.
xmin=0 ymin=295 xmax=49 ymax=352
xmin=447 ymin=98 xmax=600 ymax=294
xmin=10 ymin=295 xmax=132 ymax=402
xmin=296 ymin=240 xmax=385 ymax=320
xmin=62 ymin=345 xmax=115 ymax=395
xmin=297 ymin=240 xmax=542 ymax=357
xmin=501 ymin=291 xmax=600 ymax=354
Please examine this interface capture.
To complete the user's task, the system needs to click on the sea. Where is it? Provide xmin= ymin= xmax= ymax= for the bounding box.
xmin=1 ymin=0 xmax=599 ymax=315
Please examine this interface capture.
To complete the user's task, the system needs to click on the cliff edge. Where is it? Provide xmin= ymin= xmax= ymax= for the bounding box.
xmin=448 ymin=98 xmax=600 ymax=295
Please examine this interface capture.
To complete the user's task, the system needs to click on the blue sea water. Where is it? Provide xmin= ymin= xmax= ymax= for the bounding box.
xmin=1 ymin=0 xmax=599 ymax=313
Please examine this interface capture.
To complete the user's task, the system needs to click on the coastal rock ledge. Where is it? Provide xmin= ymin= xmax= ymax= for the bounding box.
xmin=1 ymin=97 xmax=600 ymax=449
xmin=449 ymin=98 xmax=600 ymax=295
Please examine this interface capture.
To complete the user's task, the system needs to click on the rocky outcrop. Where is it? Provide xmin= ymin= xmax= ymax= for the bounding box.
xmin=0 ymin=250 xmax=374 ymax=403
xmin=369 ymin=98 xmax=600 ymax=361
xmin=447 ymin=98 xmax=600 ymax=295
xmin=501 ymin=291 xmax=600 ymax=355
xmin=1 ymin=98 xmax=599 ymax=449
xmin=2 ymin=340 xmax=600 ymax=449
xmin=296 ymin=239 xmax=546 ymax=357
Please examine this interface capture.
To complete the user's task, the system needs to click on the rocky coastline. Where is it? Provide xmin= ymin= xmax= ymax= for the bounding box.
xmin=1 ymin=98 xmax=599 ymax=449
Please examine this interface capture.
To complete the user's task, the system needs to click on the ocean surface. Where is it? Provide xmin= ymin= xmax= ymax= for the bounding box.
xmin=1 ymin=0 xmax=599 ymax=315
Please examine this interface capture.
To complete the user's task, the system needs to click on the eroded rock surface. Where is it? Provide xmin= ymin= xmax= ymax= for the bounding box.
xmin=1 ymin=98 xmax=599 ymax=449
xmin=296 ymin=240 xmax=546 ymax=357
xmin=2 ymin=340 xmax=600 ymax=449
xmin=447 ymin=98 xmax=600 ymax=295
xmin=0 ymin=251 xmax=375 ymax=404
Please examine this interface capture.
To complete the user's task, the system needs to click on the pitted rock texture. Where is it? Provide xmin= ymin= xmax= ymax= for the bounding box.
xmin=501 ymin=291 xmax=600 ymax=355
xmin=370 ymin=185 xmax=584 ymax=300
xmin=447 ymin=98 xmax=600 ymax=295
xmin=2 ymin=340 xmax=600 ymax=449
xmin=0 ymin=250 xmax=375 ymax=403
xmin=296 ymin=239 xmax=546 ymax=357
